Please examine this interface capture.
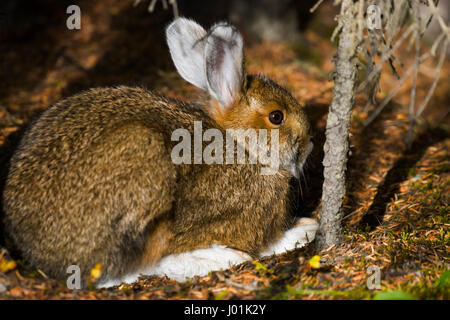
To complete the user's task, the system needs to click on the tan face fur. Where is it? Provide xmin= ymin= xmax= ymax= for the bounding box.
xmin=208 ymin=74 xmax=312 ymax=178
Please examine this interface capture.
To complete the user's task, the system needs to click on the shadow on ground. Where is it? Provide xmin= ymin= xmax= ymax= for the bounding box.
xmin=360 ymin=126 xmax=448 ymax=229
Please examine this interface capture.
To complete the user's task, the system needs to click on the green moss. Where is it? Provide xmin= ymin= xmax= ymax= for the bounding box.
xmin=272 ymin=284 xmax=373 ymax=300
xmin=373 ymin=290 xmax=416 ymax=300
xmin=432 ymin=163 xmax=450 ymax=175
xmin=408 ymin=168 xmax=417 ymax=177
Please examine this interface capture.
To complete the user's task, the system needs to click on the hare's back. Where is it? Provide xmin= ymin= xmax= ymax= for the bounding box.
xmin=2 ymin=86 xmax=182 ymax=279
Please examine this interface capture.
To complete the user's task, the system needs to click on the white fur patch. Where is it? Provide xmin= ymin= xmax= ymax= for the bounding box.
xmin=98 ymin=244 xmax=250 ymax=288
xmin=259 ymin=217 xmax=318 ymax=257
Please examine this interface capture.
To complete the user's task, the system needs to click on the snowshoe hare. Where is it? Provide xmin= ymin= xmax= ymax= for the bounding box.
xmin=2 ymin=18 xmax=318 ymax=287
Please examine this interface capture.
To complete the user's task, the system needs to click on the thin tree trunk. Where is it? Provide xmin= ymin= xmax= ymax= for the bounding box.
xmin=316 ymin=0 xmax=364 ymax=250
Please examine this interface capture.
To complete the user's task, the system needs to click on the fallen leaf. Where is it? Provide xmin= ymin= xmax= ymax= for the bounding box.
xmin=90 ymin=263 xmax=103 ymax=280
xmin=0 ymin=258 xmax=17 ymax=273
xmin=309 ymin=255 xmax=321 ymax=269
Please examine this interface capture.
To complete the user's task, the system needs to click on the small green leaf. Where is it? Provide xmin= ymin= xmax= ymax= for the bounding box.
xmin=214 ymin=289 xmax=228 ymax=300
xmin=435 ymin=270 xmax=450 ymax=288
xmin=309 ymin=255 xmax=321 ymax=269
xmin=252 ymin=260 xmax=274 ymax=274
xmin=373 ymin=290 xmax=416 ymax=300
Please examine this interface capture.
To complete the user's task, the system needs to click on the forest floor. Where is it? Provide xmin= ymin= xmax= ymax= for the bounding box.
xmin=0 ymin=1 xmax=448 ymax=300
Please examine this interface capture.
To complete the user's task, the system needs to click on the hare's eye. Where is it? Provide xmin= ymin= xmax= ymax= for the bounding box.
xmin=269 ymin=110 xmax=284 ymax=125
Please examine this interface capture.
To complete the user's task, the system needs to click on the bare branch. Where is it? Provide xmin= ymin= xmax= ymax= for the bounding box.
xmin=416 ymin=39 xmax=449 ymax=118
xmin=363 ymin=52 xmax=431 ymax=127
xmin=310 ymin=0 xmax=326 ymax=13
xmin=357 ymin=24 xmax=415 ymax=93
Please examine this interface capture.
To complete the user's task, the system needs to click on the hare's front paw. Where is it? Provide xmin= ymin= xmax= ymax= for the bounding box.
xmin=143 ymin=244 xmax=251 ymax=282
xmin=259 ymin=217 xmax=318 ymax=257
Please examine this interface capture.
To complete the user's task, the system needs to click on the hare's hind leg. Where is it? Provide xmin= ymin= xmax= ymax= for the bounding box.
xmin=259 ymin=217 xmax=318 ymax=257
xmin=98 ymin=244 xmax=250 ymax=287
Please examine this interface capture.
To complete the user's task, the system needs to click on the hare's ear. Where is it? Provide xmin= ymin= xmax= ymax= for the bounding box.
xmin=205 ymin=23 xmax=244 ymax=108
xmin=166 ymin=18 xmax=207 ymax=90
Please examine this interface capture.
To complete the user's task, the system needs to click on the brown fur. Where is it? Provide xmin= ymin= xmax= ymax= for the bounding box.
xmin=2 ymin=74 xmax=311 ymax=282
